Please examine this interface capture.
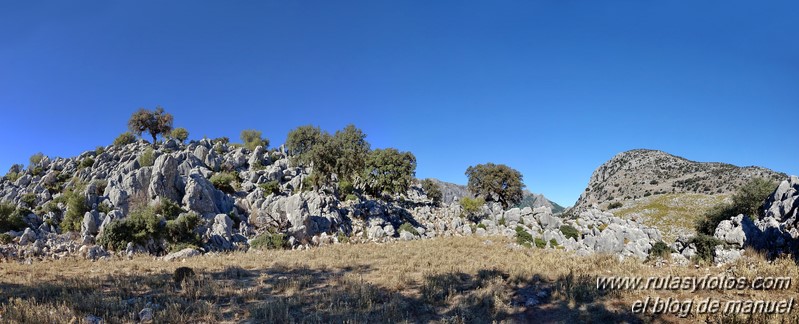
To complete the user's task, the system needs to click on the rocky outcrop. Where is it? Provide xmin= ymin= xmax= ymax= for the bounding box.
xmin=574 ymin=149 xmax=786 ymax=211
xmin=707 ymin=176 xmax=799 ymax=264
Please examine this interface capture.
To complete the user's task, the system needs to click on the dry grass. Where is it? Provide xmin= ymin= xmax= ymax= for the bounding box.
xmin=612 ymin=193 xmax=731 ymax=242
xmin=1 ymin=236 xmax=798 ymax=323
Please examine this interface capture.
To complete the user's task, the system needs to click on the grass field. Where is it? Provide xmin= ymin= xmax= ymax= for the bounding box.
xmin=1 ymin=236 xmax=797 ymax=323
xmin=610 ymin=194 xmax=731 ymax=243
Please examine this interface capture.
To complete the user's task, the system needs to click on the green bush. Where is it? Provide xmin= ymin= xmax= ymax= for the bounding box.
xmin=21 ymin=193 xmax=36 ymax=208
xmin=170 ymin=127 xmax=189 ymax=143
xmin=259 ymin=181 xmax=281 ymax=197
xmin=477 ymin=223 xmax=487 ymax=230
xmin=0 ymin=233 xmax=13 ymax=244
xmin=695 ymin=178 xmax=777 ymax=235
xmin=0 ymin=203 xmax=27 ymax=232
xmin=362 ymin=148 xmax=416 ymax=197
xmin=156 ymin=199 xmax=185 ymax=220
xmin=29 ymin=152 xmax=44 ymax=166
xmin=210 ymin=172 xmax=239 ymax=194
xmin=515 ymin=226 xmax=534 ymax=248
xmin=240 ymin=129 xmax=269 ymax=151
xmin=648 ymin=241 xmax=673 ymax=260
xmin=338 ymin=180 xmax=355 ymax=197
xmin=345 ymin=194 xmax=358 ymax=201
xmin=250 ymin=232 xmax=288 ymax=250
xmin=399 ymin=222 xmax=419 ymax=236
xmin=4 ymin=166 xmax=23 ymax=183
xmin=690 ymin=234 xmax=722 ymax=264
xmin=607 ymin=201 xmax=623 ymax=209
xmin=165 ymin=212 xmax=201 ymax=246
xmin=113 ymin=132 xmax=136 ymax=146
xmin=95 ymin=146 xmax=105 ymax=155
xmin=549 ymin=238 xmax=559 ymax=247
xmin=559 ymin=225 xmax=580 ymax=240
xmin=498 ymin=217 xmax=506 ymax=226
xmin=534 ymin=237 xmax=546 ymax=248
xmin=98 ymin=205 xmax=165 ymax=251
xmin=139 ymin=147 xmax=155 ymax=167
xmin=31 ymin=166 xmax=43 ymax=177
xmin=421 ymin=178 xmax=443 ymax=206
xmin=459 ymin=196 xmax=485 ymax=220
xmin=61 ymin=190 xmax=88 ymax=232
xmin=80 ymin=157 xmax=95 ymax=169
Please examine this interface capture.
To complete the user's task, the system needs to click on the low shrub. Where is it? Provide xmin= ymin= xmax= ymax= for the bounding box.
xmin=138 ymin=147 xmax=155 ymax=167
xmin=338 ymin=180 xmax=354 ymax=197
xmin=211 ymin=172 xmax=239 ymax=194
xmin=21 ymin=193 xmax=36 ymax=208
xmin=0 ymin=203 xmax=27 ymax=232
xmin=98 ymin=205 xmax=164 ymax=251
xmin=549 ymin=238 xmax=559 ymax=247
xmin=515 ymin=226 xmax=534 ymax=248
xmin=250 ymin=232 xmax=288 ymax=250
xmin=170 ymin=127 xmax=189 ymax=143
xmin=95 ymin=146 xmax=105 ymax=155
xmin=559 ymin=225 xmax=580 ymax=240
xmin=460 ymin=196 xmax=485 ymax=221
xmin=61 ymin=190 xmax=88 ymax=232
xmin=690 ymin=234 xmax=722 ymax=263
xmin=0 ymin=233 xmax=13 ymax=244
xmin=113 ymin=132 xmax=136 ymax=146
xmin=648 ymin=241 xmax=673 ymax=260
xmin=345 ymin=194 xmax=358 ymax=201
xmin=259 ymin=181 xmax=281 ymax=197
xmin=534 ymin=237 xmax=546 ymax=248
xmin=80 ymin=157 xmax=95 ymax=169
xmin=399 ymin=222 xmax=419 ymax=236
xmin=165 ymin=212 xmax=201 ymax=246
xmin=607 ymin=201 xmax=623 ymax=209
xmin=29 ymin=152 xmax=44 ymax=165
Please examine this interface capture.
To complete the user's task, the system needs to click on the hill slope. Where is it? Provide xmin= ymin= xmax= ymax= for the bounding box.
xmin=574 ymin=149 xmax=786 ymax=211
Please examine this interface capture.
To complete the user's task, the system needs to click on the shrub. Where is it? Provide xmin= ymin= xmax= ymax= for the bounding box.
xmin=459 ymin=196 xmax=485 ymax=220
xmin=98 ymin=205 xmax=165 ymax=251
xmin=170 ymin=127 xmax=189 ymax=143
xmin=113 ymin=132 xmax=136 ymax=146
xmin=165 ymin=212 xmax=201 ymax=246
xmin=285 ymin=125 xmax=323 ymax=161
xmin=0 ymin=233 xmax=13 ymax=244
xmin=421 ymin=179 xmax=443 ymax=206
xmin=338 ymin=180 xmax=355 ymax=197
xmin=498 ymin=217 xmax=506 ymax=226
xmin=240 ymin=129 xmax=269 ymax=151
xmin=465 ymin=163 xmax=525 ymax=209
xmin=559 ymin=225 xmax=580 ymax=240
xmin=534 ymin=237 xmax=546 ymax=248
xmin=549 ymin=238 xmax=559 ymax=247
xmin=477 ymin=223 xmax=487 ymax=230
xmin=21 ymin=193 xmax=36 ymax=208
xmin=210 ymin=172 xmax=239 ymax=194
xmin=29 ymin=152 xmax=44 ymax=166
xmin=156 ymin=199 xmax=184 ymax=220
xmin=0 ymin=203 xmax=27 ymax=232
xmin=607 ymin=201 xmax=623 ymax=209
xmin=690 ymin=234 xmax=722 ymax=263
xmin=648 ymin=241 xmax=673 ymax=260
xmin=31 ymin=166 xmax=43 ymax=177
xmin=399 ymin=222 xmax=419 ymax=236
xmin=515 ymin=226 xmax=534 ymax=247
xmin=61 ymin=191 xmax=88 ymax=232
xmin=250 ymin=232 xmax=288 ymax=250
xmin=695 ymin=177 xmax=777 ymax=235
xmin=4 ymin=165 xmax=23 ymax=183
xmin=80 ymin=157 xmax=95 ymax=169
xmin=138 ymin=147 xmax=155 ymax=167
xmin=95 ymin=146 xmax=105 ymax=155
xmin=259 ymin=181 xmax=281 ymax=197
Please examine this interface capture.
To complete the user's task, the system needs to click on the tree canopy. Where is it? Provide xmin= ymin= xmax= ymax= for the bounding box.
xmin=362 ymin=148 xmax=416 ymax=196
xmin=465 ymin=163 xmax=525 ymax=209
xmin=128 ymin=106 xmax=174 ymax=146
xmin=240 ymin=129 xmax=269 ymax=151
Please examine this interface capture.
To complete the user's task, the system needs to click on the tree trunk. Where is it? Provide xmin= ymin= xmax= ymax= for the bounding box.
xmin=150 ymin=133 xmax=157 ymax=147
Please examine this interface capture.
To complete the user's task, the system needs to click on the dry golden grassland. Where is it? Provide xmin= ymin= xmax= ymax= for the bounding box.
xmin=1 ymin=236 xmax=798 ymax=323
xmin=611 ymin=193 xmax=731 ymax=242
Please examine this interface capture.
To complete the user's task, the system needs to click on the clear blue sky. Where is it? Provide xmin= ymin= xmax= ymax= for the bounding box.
xmin=1 ymin=1 xmax=797 ymax=206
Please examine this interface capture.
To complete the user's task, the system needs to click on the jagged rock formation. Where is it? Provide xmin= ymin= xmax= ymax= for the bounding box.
xmin=574 ymin=149 xmax=786 ymax=210
xmin=0 ymin=139 xmax=661 ymax=261
xmin=429 ymin=179 xmax=564 ymax=213
xmin=706 ymin=175 xmax=799 ymax=264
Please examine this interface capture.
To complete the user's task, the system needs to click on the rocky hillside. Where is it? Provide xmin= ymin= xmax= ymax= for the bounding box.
xmin=574 ymin=149 xmax=786 ymax=210
xmin=429 ymin=179 xmax=565 ymax=213
xmin=0 ymin=139 xmax=660 ymax=261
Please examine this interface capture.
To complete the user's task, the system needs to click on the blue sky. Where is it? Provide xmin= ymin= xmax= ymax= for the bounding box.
xmin=1 ymin=1 xmax=797 ymax=206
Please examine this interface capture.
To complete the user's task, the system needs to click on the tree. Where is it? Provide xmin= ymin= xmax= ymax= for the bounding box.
xmin=240 ymin=129 xmax=269 ymax=151
xmin=170 ymin=127 xmax=189 ymax=143
xmin=113 ymin=132 xmax=136 ymax=146
xmin=465 ymin=163 xmax=525 ymax=209
xmin=362 ymin=148 xmax=416 ymax=196
xmin=696 ymin=177 xmax=778 ymax=235
xmin=421 ymin=178 xmax=443 ymax=206
xmin=305 ymin=132 xmax=337 ymax=188
xmin=127 ymin=106 xmax=174 ymax=146
xmin=332 ymin=124 xmax=370 ymax=183
xmin=286 ymin=125 xmax=323 ymax=163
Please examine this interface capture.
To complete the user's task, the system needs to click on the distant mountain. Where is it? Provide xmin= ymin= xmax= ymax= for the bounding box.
xmin=573 ymin=149 xmax=786 ymax=210
xmin=428 ymin=179 xmax=565 ymax=213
